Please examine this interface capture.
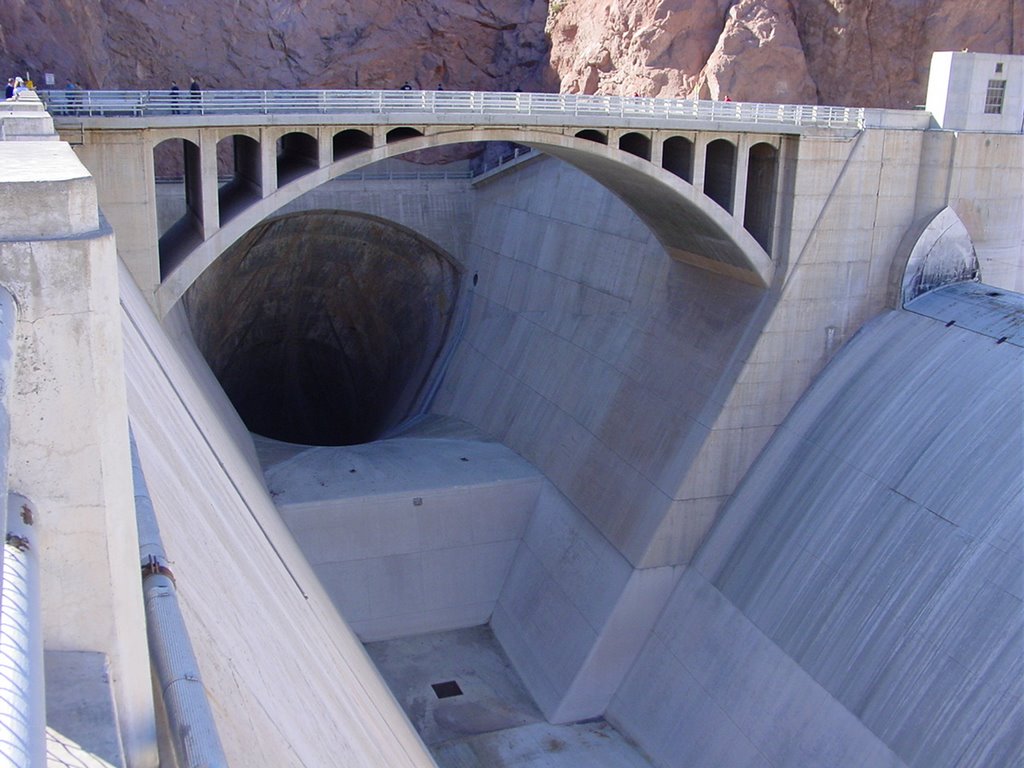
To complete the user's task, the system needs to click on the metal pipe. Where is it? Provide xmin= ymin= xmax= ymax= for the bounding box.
xmin=131 ymin=435 xmax=228 ymax=768
xmin=0 ymin=494 xmax=45 ymax=768
xmin=0 ymin=286 xmax=16 ymax=555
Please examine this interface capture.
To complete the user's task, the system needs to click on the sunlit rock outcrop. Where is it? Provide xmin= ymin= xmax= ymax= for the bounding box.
xmin=547 ymin=0 xmax=1019 ymax=106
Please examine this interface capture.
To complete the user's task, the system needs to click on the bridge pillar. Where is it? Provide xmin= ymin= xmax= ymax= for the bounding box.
xmin=650 ymin=131 xmax=665 ymax=168
xmin=732 ymin=134 xmax=752 ymax=229
xmin=259 ymin=129 xmax=278 ymax=197
xmin=692 ymin=134 xmax=709 ymax=191
xmin=199 ymin=129 xmax=219 ymax=237
xmin=317 ymin=127 xmax=333 ymax=169
xmin=74 ymin=131 xmax=161 ymax=300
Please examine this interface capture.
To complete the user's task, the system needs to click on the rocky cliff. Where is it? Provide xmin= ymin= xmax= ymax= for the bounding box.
xmin=547 ymin=0 xmax=1021 ymax=107
xmin=0 ymin=0 xmax=551 ymax=92
xmin=0 ymin=0 xmax=1019 ymax=108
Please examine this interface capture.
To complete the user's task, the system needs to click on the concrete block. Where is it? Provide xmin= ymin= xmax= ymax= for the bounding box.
xmin=0 ymin=142 xmax=98 ymax=237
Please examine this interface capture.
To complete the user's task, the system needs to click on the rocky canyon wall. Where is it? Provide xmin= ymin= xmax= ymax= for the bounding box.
xmin=0 ymin=1 xmax=1019 ymax=110
xmin=547 ymin=0 xmax=1021 ymax=107
xmin=0 ymin=0 xmax=551 ymax=93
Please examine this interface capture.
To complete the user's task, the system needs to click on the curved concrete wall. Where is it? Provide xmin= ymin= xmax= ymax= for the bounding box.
xmin=183 ymin=210 xmax=462 ymax=445
xmin=610 ymin=302 xmax=1023 ymax=767
xmin=434 ymin=155 xmax=768 ymax=568
xmin=430 ymin=154 xmax=768 ymax=720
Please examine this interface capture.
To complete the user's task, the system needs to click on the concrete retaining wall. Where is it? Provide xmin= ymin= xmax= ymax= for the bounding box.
xmin=0 ymin=136 xmax=156 ymax=767
xmin=267 ymin=431 xmax=543 ymax=642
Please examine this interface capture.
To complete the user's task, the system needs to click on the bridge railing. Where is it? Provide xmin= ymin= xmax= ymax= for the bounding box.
xmin=39 ymin=89 xmax=865 ymax=129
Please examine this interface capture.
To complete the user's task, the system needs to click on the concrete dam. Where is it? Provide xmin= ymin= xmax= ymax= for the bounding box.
xmin=128 ymin=151 xmax=1024 ymax=768
xmin=0 ymin=51 xmax=1021 ymax=768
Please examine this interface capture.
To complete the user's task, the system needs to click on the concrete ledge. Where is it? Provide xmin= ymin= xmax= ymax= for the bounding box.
xmin=1 ymin=91 xmax=57 ymax=140
xmin=0 ymin=142 xmax=98 ymax=237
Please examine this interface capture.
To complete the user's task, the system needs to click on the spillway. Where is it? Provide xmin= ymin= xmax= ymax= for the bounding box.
xmin=133 ymin=151 xmax=1022 ymax=767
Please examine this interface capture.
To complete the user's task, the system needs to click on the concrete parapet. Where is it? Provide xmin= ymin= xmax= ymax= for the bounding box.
xmin=0 ymin=142 xmax=98 ymax=238
xmin=0 ymin=92 xmax=57 ymax=141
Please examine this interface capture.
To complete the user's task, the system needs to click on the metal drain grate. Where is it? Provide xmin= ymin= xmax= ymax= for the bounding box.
xmin=431 ymin=680 xmax=463 ymax=699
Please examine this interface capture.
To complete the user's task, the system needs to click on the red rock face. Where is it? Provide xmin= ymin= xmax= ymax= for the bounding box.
xmin=548 ymin=0 xmax=1021 ymax=107
xmin=0 ymin=0 xmax=1018 ymax=107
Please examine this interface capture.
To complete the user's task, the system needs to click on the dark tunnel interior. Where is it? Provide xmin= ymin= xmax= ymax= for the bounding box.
xmin=182 ymin=210 xmax=461 ymax=446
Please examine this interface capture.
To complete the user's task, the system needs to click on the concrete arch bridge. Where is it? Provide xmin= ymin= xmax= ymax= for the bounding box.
xmin=48 ymin=89 xmax=875 ymax=314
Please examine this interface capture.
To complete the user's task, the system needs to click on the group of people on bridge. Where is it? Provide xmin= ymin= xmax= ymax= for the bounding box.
xmin=169 ymin=77 xmax=203 ymax=114
xmin=4 ymin=75 xmax=30 ymax=101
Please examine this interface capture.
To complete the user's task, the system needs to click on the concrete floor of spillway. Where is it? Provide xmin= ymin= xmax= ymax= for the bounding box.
xmin=365 ymin=626 xmax=655 ymax=768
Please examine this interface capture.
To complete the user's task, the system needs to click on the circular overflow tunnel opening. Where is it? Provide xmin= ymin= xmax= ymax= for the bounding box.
xmin=183 ymin=210 xmax=462 ymax=446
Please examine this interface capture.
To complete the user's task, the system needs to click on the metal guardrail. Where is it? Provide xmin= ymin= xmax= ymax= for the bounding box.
xmin=39 ymin=89 xmax=866 ymax=129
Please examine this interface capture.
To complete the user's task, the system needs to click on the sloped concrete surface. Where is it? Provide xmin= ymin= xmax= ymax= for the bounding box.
xmin=120 ymin=261 xmax=436 ymax=767
xmin=612 ymin=298 xmax=1023 ymax=767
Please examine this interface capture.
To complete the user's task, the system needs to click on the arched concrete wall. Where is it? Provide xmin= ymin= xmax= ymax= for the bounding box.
xmin=890 ymin=206 xmax=980 ymax=307
xmin=154 ymin=127 xmax=777 ymax=314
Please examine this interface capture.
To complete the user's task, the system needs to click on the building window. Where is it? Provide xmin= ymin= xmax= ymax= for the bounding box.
xmin=985 ymin=79 xmax=1006 ymax=114
xmin=995 ymin=62 xmax=1003 ymax=73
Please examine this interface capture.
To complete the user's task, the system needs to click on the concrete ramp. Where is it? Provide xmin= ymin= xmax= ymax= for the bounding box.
xmin=609 ymin=290 xmax=1023 ymax=768
xmin=119 ymin=261 xmax=435 ymax=767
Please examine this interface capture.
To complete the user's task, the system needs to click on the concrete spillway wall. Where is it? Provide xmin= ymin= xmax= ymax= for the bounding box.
xmin=116 ymin=123 xmax=1021 ymax=756
xmin=121 ymin=263 xmax=436 ymax=767
xmin=430 ymin=156 xmax=770 ymax=720
xmin=609 ymin=303 xmax=1023 ymax=768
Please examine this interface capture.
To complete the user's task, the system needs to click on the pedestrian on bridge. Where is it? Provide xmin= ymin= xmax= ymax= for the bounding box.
xmin=170 ymin=81 xmax=180 ymax=114
xmin=189 ymin=76 xmax=201 ymax=113
xmin=65 ymin=80 xmax=81 ymax=114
